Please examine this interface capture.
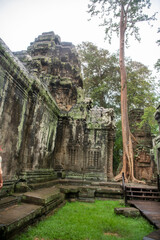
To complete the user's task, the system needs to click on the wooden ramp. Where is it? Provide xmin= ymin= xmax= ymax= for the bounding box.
xmin=129 ymin=200 xmax=160 ymax=228
xmin=129 ymin=200 xmax=160 ymax=240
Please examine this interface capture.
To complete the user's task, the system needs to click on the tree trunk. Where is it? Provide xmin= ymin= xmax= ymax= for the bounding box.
xmin=114 ymin=5 xmax=142 ymax=183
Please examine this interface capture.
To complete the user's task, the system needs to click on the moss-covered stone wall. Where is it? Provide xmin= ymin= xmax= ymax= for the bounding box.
xmin=129 ymin=109 xmax=156 ymax=182
xmin=0 ymin=38 xmax=59 ymax=181
xmin=0 ymin=31 xmax=115 ymax=188
xmin=53 ymin=100 xmax=115 ymax=181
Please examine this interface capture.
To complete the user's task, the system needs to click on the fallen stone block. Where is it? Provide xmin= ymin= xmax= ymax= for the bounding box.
xmin=114 ymin=207 xmax=141 ymax=218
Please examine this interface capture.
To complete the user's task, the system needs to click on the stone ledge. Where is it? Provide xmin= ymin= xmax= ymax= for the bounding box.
xmin=22 ymin=186 xmax=60 ymax=205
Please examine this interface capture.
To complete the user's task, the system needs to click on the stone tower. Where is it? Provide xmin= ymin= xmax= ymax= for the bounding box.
xmin=0 ymin=31 xmax=115 ymax=189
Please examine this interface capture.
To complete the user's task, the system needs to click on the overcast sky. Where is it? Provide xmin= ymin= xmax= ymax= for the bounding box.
xmin=0 ymin=0 xmax=159 ymax=74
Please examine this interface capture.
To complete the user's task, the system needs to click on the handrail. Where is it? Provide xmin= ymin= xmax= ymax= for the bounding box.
xmin=122 ymin=172 xmax=127 ymax=205
xmin=122 ymin=172 xmax=125 ymax=191
xmin=157 ymin=174 xmax=160 ymax=191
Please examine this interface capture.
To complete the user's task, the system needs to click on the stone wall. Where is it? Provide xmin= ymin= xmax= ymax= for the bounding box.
xmin=129 ymin=109 xmax=156 ymax=181
xmin=0 ymin=38 xmax=59 ymax=181
xmin=0 ymin=31 xmax=115 ymax=188
xmin=154 ymin=104 xmax=160 ymax=176
xmin=53 ymin=99 xmax=115 ymax=181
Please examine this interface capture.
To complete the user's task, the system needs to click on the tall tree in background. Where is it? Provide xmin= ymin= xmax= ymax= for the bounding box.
xmin=77 ymin=42 xmax=120 ymax=111
xmin=77 ymin=42 xmax=157 ymax=116
xmin=155 ymin=28 xmax=160 ymax=72
xmin=88 ymin=0 xmax=156 ymax=182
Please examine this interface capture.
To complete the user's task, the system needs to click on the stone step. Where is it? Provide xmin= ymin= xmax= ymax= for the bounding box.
xmin=22 ymin=186 xmax=61 ymax=205
xmin=59 ymin=179 xmax=122 ymax=188
xmin=28 ymin=179 xmax=59 ymax=190
xmin=0 ymin=187 xmax=65 ymax=240
xmin=0 ymin=196 xmax=19 ymax=209
xmin=19 ymin=170 xmax=58 ymax=183
xmin=59 ymin=184 xmax=123 ymax=201
xmin=91 ymin=181 xmax=122 ymax=189
xmin=0 ymin=202 xmax=42 ymax=240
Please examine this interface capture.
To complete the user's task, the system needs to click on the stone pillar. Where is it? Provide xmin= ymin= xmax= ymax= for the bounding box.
xmin=129 ymin=109 xmax=154 ymax=181
xmin=155 ymin=105 xmax=160 ymax=132
xmin=155 ymin=104 xmax=160 ymax=175
xmin=107 ymin=131 xmax=114 ymax=180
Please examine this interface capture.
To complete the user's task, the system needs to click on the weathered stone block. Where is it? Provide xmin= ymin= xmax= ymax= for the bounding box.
xmin=114 ymin=207 xmax=141 ymax=217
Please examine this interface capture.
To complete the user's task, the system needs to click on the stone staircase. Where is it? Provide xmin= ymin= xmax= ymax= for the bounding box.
xmin=59 ymin=179 xmax=123 ymax=202
xmin=5 ymin=178 xmax=160 ymax=239
xmin=0 ymin=178 xmax=123 ymax=239
xmin=0 ymin=185 xmax=65 ymax=240
xmin=0 ymin=196 xmax=19 ymax=209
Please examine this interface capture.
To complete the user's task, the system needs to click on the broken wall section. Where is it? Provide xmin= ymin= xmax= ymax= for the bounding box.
xmin=154 ymin=105 xmax=160 ymax=178
xmin=53 ymin=96 xmax=115 ymax=181
xmin=129 ymin=109 xmax=156 ymax=182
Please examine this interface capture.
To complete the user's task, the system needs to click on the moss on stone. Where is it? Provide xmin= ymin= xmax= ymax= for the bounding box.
xmin=17 ymin=100 xmax=27 ymax=152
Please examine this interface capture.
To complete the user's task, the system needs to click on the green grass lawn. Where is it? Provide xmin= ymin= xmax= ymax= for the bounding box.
xmin=15 ymin=200 xmax=154 ymax=240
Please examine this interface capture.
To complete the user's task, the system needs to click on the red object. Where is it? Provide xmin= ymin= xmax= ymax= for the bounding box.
xmin=0 ymin=146 xmax=3 ymax=151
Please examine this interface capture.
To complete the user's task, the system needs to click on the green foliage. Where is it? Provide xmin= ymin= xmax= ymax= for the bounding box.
xmin=78 ymin=42 xmax=158 ymax=172
xmin=155 ymin=28 xmax=160 ymax=72
xmin=138 ymin=106 xmax=159 ymax=135
xmin=88 ymin=0 xmax=157 ymax=45
xmin=155 ymin=59 xmax=160 ymax=72
xmin=77 ymin=42 xmax=158 ymax=117
xmin=126 ymin=60 xmax=157 ymax=112
xmin=15 ymin=200 xmax=153 ymax=240
xmin=77 ymin=42 xmax=120 ymax=111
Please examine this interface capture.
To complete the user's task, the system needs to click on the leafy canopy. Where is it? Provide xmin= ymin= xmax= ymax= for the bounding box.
xmin=77 ymin=42 xmax=158 ymax=118
xmin=88 ymin=0 xmax=157 ymax=44
xmin=155 ymin=28 xmax=160 ymax=72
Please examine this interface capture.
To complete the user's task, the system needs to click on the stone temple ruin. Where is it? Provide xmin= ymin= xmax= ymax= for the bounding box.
xmin=0 ymin=31 xmax=159 ymax=239
xmin=0 ymin=31 xmax=115 ymax=193
xmin=0 ymin=31 xmax=158 ymax=192
xmin=129 ymin=109 xmax=156 ymax=182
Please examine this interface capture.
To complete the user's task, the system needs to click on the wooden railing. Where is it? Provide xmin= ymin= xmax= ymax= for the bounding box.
xmin=122 ymin=172 xmax=127 ymax=205
xmin=157 ymin=174 xmax=160 ymax=191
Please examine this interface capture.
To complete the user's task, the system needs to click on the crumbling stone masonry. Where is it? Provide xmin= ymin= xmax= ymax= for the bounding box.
xmin=154 ymin=105 xmax=160 ymax=177
xmin=53 ymin=102 xmax=115 ymax=181
xmin=129 ymin=109 xmax=156 ymax=182
xmin=0 ymin=32 xmax=115 ymax=194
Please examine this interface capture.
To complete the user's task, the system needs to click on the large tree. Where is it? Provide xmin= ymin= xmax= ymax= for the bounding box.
xmin=88 ymin=0 xmax=156 ymax=182
xmin=77 ymin=42 xmax=157 ymax=116
xmin=77 ymin=42 xmax=120 ymax=111
xmin=155 ymin=28 xmax=160 ymax=72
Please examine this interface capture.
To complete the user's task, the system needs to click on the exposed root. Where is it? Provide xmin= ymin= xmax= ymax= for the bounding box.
xmin=114 ymin=126 xmax=146 ymax=184
xmin=130 ymin=132 xmax=139 ymax=144
xmin=132 ymin=176 xmax=146 ymax=184
xmin=114 ymin=171 xmax=123 ymax=181
xmin=114 ymin=169 xmax=128 ymax=183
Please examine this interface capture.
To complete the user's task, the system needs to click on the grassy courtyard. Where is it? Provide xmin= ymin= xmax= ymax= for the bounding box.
xmin=15 ymin=200 xmax=154 ymax=240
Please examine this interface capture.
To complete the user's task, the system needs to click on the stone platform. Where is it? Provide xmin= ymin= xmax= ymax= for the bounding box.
xmin=0 ymin=186 xmax=65 ymax=240
xmin=0 ymin=180 xmax=123 ymax=239
xmin=1 ymin=180 xmax=159 ymax=240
